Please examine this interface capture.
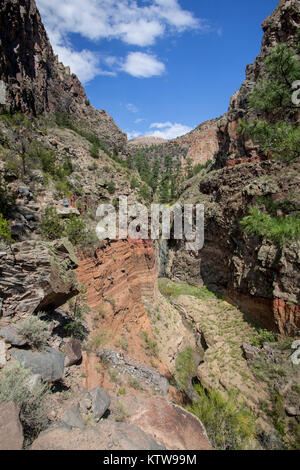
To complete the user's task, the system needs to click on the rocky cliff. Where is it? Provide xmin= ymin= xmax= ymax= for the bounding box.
xmin=0 ymin=0 xmax=126 ymax=152
xmin=163 ymin=0 xmax=300 ymax=336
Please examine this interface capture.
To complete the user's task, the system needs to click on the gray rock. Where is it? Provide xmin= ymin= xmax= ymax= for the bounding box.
xmin=242 ymin=342 xmax=260 ymax=361
xmin=0 ymin=238 xmax=78 ymax=317
xmin=11 ymin=347 xmax=65 ymax=382
xmin=64 ymin=338 xmax=82 ymax=367
xmin=98 ymin=349 xmax=169 ymax=396
xmin=0 ymin=402 xmax=24 ymax=450
xmin=285 ymin=405 xmax=299 ymax=417
xmin=0 ymin=326 xmax=27 ymax=346
xmin=89 ymin=387 xmax=111 ymax=422
xmin=0 ymin=340 xmax=6 ymax=368
xmin=61 ymin=404 xmax=85 ymax=429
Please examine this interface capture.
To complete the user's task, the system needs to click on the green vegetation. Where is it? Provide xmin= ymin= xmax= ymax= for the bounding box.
xmin=54 ymin=112 xmax=111 ymax=156
xmin=251 ymin=328 xmax=277 ymax=348
xmin=0 ymin=362 xmax=49 ymax=443
xmin=40 ymin=206 xmax=98 ymax=252
xmin=187 ymin=383 xmax=256 ymax=450
xmin=0 ymin=176 xmax=16 ymax=218
xmin=238 ymin=43 xmax=300 ymax=162
xmin=140 ymin=331 xmax=158 ymax=357
xmin=0 ymin=213 xmax=12 ymax=244
xmin=239 ymin=120 xmax=300 ymax=162
xmin=249 ymin=44 xmax=300 ymax=114
xmin=65 ymin=290 xmax=90 ymax=340
xmin=175 ymin=347 xmax=195 ymax=392
xmin=16 ymin=314 xmax=51 ymax=350
xmin=158 ymin=278 xmax=216 ymax=300
xmin=106 ymin=180 xmax=116 ymax=195
xmin=241 ymin=206 xmax=300 ymax=245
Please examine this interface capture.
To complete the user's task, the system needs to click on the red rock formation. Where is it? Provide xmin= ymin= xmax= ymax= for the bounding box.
xmin=77 ymin=238 xmax=161 ymax=365
xmin=174 ymin=119 xmax=220 ymax=166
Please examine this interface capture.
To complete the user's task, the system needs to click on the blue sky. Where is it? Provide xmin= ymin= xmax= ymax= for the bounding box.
xmin=36 ymin=0 xmax=279 ymax=140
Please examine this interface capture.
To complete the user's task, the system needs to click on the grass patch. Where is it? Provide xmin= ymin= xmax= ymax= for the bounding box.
xmin=175 ymin=347 xmax=196 ymax=393
xmin=187 ymin=383 xmax=256 ymax=450
xmin=158 ymin=278 xmax=216 ymax=300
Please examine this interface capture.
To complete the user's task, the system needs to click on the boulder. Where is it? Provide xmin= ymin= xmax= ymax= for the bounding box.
xmin=61 ymin=404 xmax=85 ymax=429
xmin=89 ymin=387 xmax=111 ymax=422
xmin=11 ymin=347 xmax=65 ymax=382
xmin=0 ymin=238 xmax=79 ymax=317
xmin=0 ymin=326 xmax=27 ymax=346
xmin=129 ymin=396 xmax=213 ymax=450
xmin=64 ymin=338 xmax=82 ymax=367
xmin=242 ymin=342 xmax=260 ymax=361
xmin=31 ymin=420 xmax=164 ymax=450
xmin=0 ymin=402 xmax=24 ymax=450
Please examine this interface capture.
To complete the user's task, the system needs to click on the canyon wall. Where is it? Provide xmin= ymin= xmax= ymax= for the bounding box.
xmin=0 ymin=0 xmax=127 ymax=152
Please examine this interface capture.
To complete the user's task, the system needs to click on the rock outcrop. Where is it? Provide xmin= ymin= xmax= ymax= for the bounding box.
xmin=129 ymin=396 xmax=212 ymax=450
xmin=0 ymin=238 xmax=79 ymax=317
xmin=0 ymin=402 xmax=24 ymax=450
xmin=0 ymin=0 xmax=127 ymax=152
xmin=11 ymin=346 xmax=65 ymax=382
xmin=31 ymin=420 xmax=165 ymax=450
xmin=169 ymin=159 xmax=300 ymax=336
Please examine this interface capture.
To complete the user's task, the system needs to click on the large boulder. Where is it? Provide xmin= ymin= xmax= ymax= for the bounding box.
xmin=11 ymin=347 xmax=65 ymax=382
xmin=0 ymin=402 xmax=24 ymax=450
xmin=0 ymin=238 xmax=79 ymax=317
xmin=64 ymin=338 xmax=82 ymax=367
xmin=89 ymin=387 xmax=111 ymax=422
xmin=31 ymin=420 xmax=164 ymax=450
xmin=129 ymin=396 xmax=213 ymax=450
xmin=61 ymin=404 xmax=85 ymax=430
xmin=0 ymin=326 xmax=27 ymax=346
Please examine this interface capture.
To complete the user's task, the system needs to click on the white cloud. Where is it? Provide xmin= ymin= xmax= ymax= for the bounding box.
xmin=121 ymin=52 xmax=165 ymax=78
xmin=147 ymin=121 xmax=193 ymax=139
xmin=126 ymin=103 xmax=138 ymax=113
xmin=37 ymin=0 xmax=202 ymax=47
xmin=53 ymin=45 xmax=115 ymax=83
xmin=134 ymin=118 xmax=146 ymax=124
xmin=126 ymin=130 xmax=142 ymax=140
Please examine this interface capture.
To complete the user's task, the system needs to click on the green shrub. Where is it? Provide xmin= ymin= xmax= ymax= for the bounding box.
xmin=64 ymin=215 xmax=86 ymax=245
xmin=238 ymin=120 xmax=300 ymax=161
xmin=249 ymin=43 xmax=300 ymax=114
xmin=40 ymin=207 xmax=65 ymax=241
xmin=0 ymin=362 xmax=49 ymax=442
xmin=241 ymin=206 xmax=300 ymax=245
xmin=251 ymin=328 xmax=277 ymax=348
xmin=0 ymin=213 xmax=12 ymax=244
xmin=106 ymin=181 xmax=116 ymax=195
xmin=16 ymin=314 xmax=51 ymax=350
xmin=130 ymin=176 xmax=139 ymax=189
xmin=0 ymin=176 xmax=16 ymax=217
xmin=187 ymin=384 xmax=256 ymax=450
xmin=90 ymin=142 xmax=99 ymax=159
xmin=175 ymin=347 xmax=195 ymax=392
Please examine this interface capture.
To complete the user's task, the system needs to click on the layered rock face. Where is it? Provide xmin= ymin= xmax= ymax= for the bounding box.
xmin=214 ymin=0 xmax=300 ymax=168
xmin=0 ymin=238 xmax=79 ymax=317
xmin=169 ymin=159 xmax=300 ymax=336
xmin=76 ymin=239 xmax=159 ymax=364
xmin=0 ymin=0 xmax=126 ymax=152
xmin=174 ymin=119 xmax=221 ymax=166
